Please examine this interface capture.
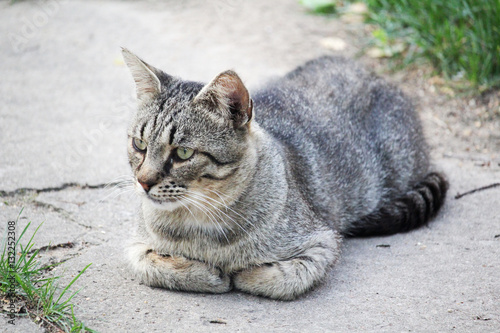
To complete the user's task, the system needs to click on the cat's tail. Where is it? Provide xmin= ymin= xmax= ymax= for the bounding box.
xmin=344 ymin=172 xmax=448 ymax=237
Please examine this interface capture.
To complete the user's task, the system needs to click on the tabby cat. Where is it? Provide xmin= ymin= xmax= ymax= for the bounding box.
xmin=122 ymin=48 xmax=448 ymax=300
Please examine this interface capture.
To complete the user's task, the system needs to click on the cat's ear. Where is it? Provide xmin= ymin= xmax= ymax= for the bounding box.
xmin=194 ymin=70 xmax=253 ymax=128
xmin=121 ymin=47 xmax=162 ymax=103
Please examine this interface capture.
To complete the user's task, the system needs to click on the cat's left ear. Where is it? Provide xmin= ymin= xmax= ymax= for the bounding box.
xmin=121 ymin=47 xmax=162 ymax=104
xmin=194 ymin=70 xmax=253 ymax=128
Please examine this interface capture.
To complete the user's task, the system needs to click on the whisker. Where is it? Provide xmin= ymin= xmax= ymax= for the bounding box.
xmin=177 ymin=196 xmax=200 ymax=225
xmin=181 ymin=195 xmax=230 ymax=243
xmin=102 ymin=177 xmax=135 ymax=194
xmin=99 ymin=186 xmax=136 ymax=203
xmin=182 ymin=195 xmax=228 ymax=230
xmin=207 ymin=188 xmax=255 ymax=228
xmin=101 ymin=175 xmax=135 ymax=198
xmin=105 ymin=174 xmax=135 ymax=184
xmin=186 ymin=189 xmax=253 ymax=232
xmin=184 ymin=191 xmax=250 ymax=235
xmin=205 ymin=188 xmax=229 ymax=206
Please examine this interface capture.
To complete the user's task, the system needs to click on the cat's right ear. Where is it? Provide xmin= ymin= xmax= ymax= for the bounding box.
xmin=193 ymin=70 xmax=253 ymax=129
xmin=121 ymin=48 xmax=162 ymax=103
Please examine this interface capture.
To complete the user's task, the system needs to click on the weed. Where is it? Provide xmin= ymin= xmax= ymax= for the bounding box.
xmin=364 ymin=0 xmax=500 ymax=91
xmin=300 ymin=0 xmax=500 ymax=91
xmin=1 ymin=210 xmax=95 ymax=332
xmin=300 ymin=0 xmax=337 ymax=14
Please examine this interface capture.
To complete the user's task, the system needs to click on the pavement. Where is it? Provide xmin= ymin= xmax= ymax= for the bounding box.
xmin=1 ymin=1 xmax=499 ymax=332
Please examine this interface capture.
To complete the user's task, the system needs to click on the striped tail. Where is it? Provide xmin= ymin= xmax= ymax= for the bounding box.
xmin=344 ymin=172 xmax=449 ymax=237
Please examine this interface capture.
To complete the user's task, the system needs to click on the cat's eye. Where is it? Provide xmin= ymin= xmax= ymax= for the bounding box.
xmin=176 ymin=147 xmax=194 ymax=160
xmin=133 ymin=138 xmax=147 ymax=152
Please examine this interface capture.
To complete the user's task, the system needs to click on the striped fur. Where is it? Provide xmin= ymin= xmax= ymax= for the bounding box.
xmin=122 ymin=49 xmax=448 ymax=300
xmin=344 ymin=173 xmax=449 ymax=237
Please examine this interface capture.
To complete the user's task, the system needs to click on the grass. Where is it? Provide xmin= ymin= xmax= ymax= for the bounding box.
xmin=364 ymin=0 xmax=500 ymax=91
xmin=299 ymin=0 xmax=337 ymax=14
xmin=1 ymin=210 xmax=95 ymax=332
xmin=301 ymin=0 xmax=500 ymax=92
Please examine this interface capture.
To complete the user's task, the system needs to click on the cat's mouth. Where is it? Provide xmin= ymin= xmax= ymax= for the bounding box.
xmin=145 ymin=195 xmax=184 ymax=211
xmin=149 ymin=196 xmax=175 ymax=203
xmin=147 ymin=194 xmax=180 ymax=204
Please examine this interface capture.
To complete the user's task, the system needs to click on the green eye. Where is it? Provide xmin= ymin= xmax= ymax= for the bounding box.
xmin=176 ymin=147 xmax=194 ymax=160
xmin=133 ymin=138 xmax=147 ymax=152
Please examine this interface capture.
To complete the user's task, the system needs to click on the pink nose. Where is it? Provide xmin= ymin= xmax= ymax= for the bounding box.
xmin=138 ymin=180 xmax=155 ymax=193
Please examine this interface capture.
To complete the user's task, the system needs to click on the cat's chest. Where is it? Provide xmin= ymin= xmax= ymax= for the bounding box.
xmin=145 ymin=218 xmax=264 ymax=271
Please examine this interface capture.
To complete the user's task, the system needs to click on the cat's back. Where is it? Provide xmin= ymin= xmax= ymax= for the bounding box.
xmin=253 ymin=55 xmax=425 ymax=170
xmin=254 ymin=56 xmax=385 ymax=133
xmin=252 ymin=56 xmax=429 ymax=223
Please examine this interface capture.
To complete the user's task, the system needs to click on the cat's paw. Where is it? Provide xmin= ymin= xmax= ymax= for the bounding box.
xmin=141 ymin=250 xmax=231 ymax=293
xmin=206 ymin=267 xmax=232 ymax=294
xmin=233 ymin=262 xmax=300 ymax=300
xmin=190 ymin=261 xmax=232 ymax=294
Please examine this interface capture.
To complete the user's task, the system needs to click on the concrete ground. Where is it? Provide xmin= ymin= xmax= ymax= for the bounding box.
xmin=1 ymin=1 xmax=499 ymax=332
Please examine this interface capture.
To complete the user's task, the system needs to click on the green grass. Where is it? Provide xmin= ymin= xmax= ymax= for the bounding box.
xmin=1 ymin=211 xmax=95 ymax=332
xmin=300 ymin=0 xmax=338 ymax=14
xmin=301 ymin=0 xmax=500 ymax=91
xmin=364 ymin=0 xmax=500 ymax=91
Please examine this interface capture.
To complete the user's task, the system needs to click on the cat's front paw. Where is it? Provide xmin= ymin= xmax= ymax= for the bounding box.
xmin=135 ymin=249 xmax=231 ymax=293
xmin=191 ymin=261 xmax=232 ymax=294
xmin=233 ymin=263 xmax=299 ymax=300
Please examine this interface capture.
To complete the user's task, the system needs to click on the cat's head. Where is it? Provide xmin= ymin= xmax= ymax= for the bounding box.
xmin=122 ymin=48 xmax=257 ymax=212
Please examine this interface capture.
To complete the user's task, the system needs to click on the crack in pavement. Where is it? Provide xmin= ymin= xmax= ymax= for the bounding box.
xmin=30 ymin=241 xmax=100 ymax=271
xmin=28 ymin=241 xmax=75 ymax=254
xmin=1 ymin=182 xmax=119 ymax=230
xmin=29 ymin=241 xmax=100 ymax=255
xmin=42 ymin=253 xmax=82 ymax=271
xmin=0 ymin=182 xmax=119 ymax=197
xmin=32 ymin=200 xmax=94 ymax=230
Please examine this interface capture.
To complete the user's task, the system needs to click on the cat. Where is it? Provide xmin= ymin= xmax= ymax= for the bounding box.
xmin=122 ymin=48 xmax=448 ymax=300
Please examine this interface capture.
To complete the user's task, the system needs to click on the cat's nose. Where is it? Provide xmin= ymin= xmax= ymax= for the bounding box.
xmin=138 ymin=179 xmax=156 ymax=193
